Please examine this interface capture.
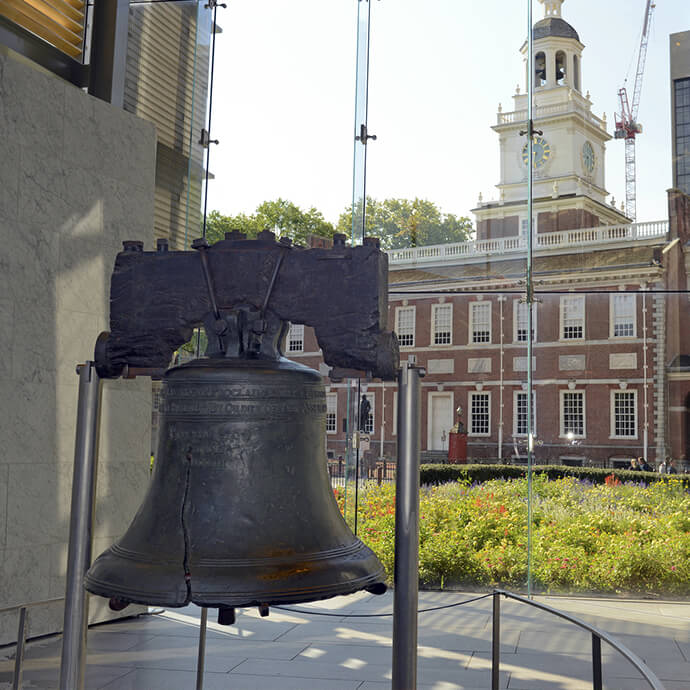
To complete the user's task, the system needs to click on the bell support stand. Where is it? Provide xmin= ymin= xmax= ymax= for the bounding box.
xmin=59 ymin=362 xmax=102 ymax=690
xmin=59 ymin=231 xmax=399 ymax=689
xmin=392 ymin=356 xmax=424 ymax=690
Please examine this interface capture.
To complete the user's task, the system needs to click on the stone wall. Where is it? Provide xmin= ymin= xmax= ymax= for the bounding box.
xmin=0 ymin=48 xmax=155 ymax=643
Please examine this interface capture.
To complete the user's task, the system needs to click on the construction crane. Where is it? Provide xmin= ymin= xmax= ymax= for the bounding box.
xmin=614 ymin=0 xmax=656 ymax=222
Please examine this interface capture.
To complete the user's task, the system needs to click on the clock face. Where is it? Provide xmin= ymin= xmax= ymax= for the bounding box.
xmin=522 ymin=136 xmax=551 ymax=169
xmin=582 ymin=141 xmax=595 ymax=174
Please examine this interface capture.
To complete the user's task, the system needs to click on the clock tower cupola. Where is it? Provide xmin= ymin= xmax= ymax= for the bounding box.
xmin=474 ymin=0 xmax=629 ymax=241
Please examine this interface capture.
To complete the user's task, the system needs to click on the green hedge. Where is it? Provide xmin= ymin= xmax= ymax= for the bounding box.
xmin=419 ymin=463 xmax=690 ymax=487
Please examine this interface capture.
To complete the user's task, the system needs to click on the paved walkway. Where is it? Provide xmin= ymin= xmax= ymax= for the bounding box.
xmin=1 ymin=590 xmax=688 ymax=689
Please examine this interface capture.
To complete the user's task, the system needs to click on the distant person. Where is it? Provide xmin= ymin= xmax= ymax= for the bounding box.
xmin=638 ymin=457 xmax=652 ymax=472
xmin=668 ymin=459 xmax=678 ymax=475
xmin=629 ymin=458 xmax=640 ymax=471
xmin=359 ymin=395 xmax=371 ymax=431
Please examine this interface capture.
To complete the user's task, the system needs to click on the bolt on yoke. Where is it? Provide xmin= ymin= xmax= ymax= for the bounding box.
xmin=95 ymin=230 xmax=399 ymax=381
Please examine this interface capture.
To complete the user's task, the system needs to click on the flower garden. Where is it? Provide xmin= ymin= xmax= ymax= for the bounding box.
xmin=335 ymin=474 xmax=690 ymax=595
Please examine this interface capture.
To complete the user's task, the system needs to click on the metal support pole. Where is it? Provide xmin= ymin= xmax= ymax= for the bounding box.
xmin=354 ymin=379 xmax=362 ymax=535
xmin=59 ymin=361 xmax=102 ymax=690
xmin=491 ymin=592 xmax=500 ymax=690
xmin=12 ymin=607 xmax=28 ymax=690
xmin=196 ymin=608 xmax=209 ymax=690
xmin=592 ymin=634 xmax=603 ymax=690
xmin=392 ymin=356 xmax=424 ymax=690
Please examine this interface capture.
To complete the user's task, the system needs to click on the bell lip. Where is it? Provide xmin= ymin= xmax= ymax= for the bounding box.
xmin=84 ymin=569 xmax=387 ymax=610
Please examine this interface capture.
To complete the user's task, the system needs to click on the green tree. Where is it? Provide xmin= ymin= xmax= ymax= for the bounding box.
xmin=204 ymin=199 xmax=335 ymax=246
xmin=337 ymin=197 xmax=474 ymax=249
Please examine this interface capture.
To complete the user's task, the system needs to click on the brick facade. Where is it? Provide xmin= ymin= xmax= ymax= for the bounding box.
xmin=288 ymin=190 xmax=690 ymax=471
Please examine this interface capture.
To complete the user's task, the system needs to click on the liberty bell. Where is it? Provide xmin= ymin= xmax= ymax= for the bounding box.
xmin=85 ymin=231 xmax=399 ymax=617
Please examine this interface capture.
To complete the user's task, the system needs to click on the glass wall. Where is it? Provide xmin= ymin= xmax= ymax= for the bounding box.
xmin=199 ymin=0 xmax=686 ymax=598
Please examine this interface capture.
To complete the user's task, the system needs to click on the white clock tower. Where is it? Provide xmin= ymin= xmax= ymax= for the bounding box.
xmin=474 ymin=0 xmax=629 ymax=240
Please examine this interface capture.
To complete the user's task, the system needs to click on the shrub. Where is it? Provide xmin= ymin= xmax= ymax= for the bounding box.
xmin=344 ymin=475 xmax=690 ymax=595
xmin=419 ymin=463 xmax=689 ymax=488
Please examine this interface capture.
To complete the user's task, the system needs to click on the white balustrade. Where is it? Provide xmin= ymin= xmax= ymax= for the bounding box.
xmin=387 ymin=220 xmax=668 ymax=266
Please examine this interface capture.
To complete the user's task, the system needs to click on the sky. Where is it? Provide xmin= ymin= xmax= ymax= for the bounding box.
xmin=205 ymin=0 xmax=689 ymax=230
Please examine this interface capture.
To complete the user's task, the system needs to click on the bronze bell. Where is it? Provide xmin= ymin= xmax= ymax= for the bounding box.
xmin=85 ymin=355 xmax=387 ymax=610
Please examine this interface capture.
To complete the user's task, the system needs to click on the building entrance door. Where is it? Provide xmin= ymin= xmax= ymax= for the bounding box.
xmin=429 ymin=393 xmax=453 ymax=451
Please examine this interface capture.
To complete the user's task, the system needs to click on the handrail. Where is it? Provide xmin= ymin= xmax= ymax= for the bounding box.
xmin=0 ymin=597 xmax=64 ymax=616
xmin=1 ymin=597 xmax=64 ymax=690
xmin=491 ymin=589 xmax=665 ymax=690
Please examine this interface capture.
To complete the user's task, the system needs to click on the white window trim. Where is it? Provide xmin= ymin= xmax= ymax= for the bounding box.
xmin=469 ymin=301 xmax=492 ymax=344
xmin=609 ymin=293 xmax=637 ymax=339
xmin=513 ymin=390 xmax=536 ymax=437
xmin=325 ymin=392 xmax=337 ymax=435
xmin=610 ymin=389 xmax=638 ymax=440
xmin=287 ymin=323 xmax=304 ymax=353
xmin=559 ymin=389 xmax=586 ymax=439
xmin=395 ymin=306 xmax=416 ymax=348
xmin=513 ymin=299 xmax=538 ymax=343
xmin=431 ymin=303 xmax=453 ymax=346
xmin=468 ymin=391 xmax=491 ymax=437
xmin=559 ymin=295 xmax=585 ymax=341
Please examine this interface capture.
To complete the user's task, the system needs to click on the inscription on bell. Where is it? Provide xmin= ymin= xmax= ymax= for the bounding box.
xmin=166 ymin=423 xmax=261 ymax=469
xmin=160 ymin=399 xmax=326 ymax=418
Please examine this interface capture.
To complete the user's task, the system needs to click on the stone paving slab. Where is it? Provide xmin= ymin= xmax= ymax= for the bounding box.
xmin=0 ymin=591 xmax=687 ymax=689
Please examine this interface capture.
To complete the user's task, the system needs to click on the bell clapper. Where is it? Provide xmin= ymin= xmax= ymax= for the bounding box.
xmin=217 ymin=606 xmax=236 ymax=626
xmin=108 ymin=597 xmax=130 ymax=612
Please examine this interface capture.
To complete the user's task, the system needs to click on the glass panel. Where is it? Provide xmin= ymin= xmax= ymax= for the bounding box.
xmin=125 ymin=0 xmax=213 ymax=250
xmin=351 ymin=0 xmax=372 ymax=244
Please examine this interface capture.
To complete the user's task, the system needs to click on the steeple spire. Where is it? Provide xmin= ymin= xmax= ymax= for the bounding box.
xmin=539 ymin=0 xmax=565 ymax=18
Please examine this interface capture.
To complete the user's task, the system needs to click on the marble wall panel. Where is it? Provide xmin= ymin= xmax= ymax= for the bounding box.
xmin=62 ymin=86 xmax=156 ymax=186
xmin=0 ymin=381 xmax=57 ymax=465
xmin=0 ymin=135 xmax=19 ymax=219
xmin=0 ymin=464 xmax=7 ymax=549
xmin=0 ymin=298 xmax=13 ymax=380
xmin=0 ymin=48 xmax=155 ymax=643
xmin=6 ymin=463 xmax=72 ymax=548
xmin=0 ymin=52 xmax=66 ymax=160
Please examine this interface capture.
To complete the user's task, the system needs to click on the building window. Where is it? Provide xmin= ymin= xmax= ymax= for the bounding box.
xmin=326 ymin=393 xmax=337 ymax=434
xmin=514 ymin=300 xmax=537 ymax=342
xmin=560 ymin=390 xmax=585 ymax=438
xmin=470 ymin=302 xmax=491 ymax=343
xmin=611 ymin=390 xmax=637 ymax=438
xmin=395 ymin=306 xmax=416 ymax=347
xmin=514 ymin=391 xmax=536 ymax=436
xmin=287 ymin=323 xmax=304 ymax=352
xmin=520 ymin=217 xmax=537 ymax=240
xmin=432 ymin=303 xmax=452 ymax=345
xmin=560 ymin=295 xmax=585 ymax=340
xmin=610 ymin=294 xmax=636 ymax=338
xmin=469 ymin=392 xmax=491 ymax=436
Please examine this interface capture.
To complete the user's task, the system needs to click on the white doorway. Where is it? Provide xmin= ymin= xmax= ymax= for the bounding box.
xmin=428 ymin=392 xmax=453 ymax=451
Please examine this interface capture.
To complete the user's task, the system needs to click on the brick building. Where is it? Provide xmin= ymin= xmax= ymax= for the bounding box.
xmin=288 ymin=1 xmax=690 ymax=470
